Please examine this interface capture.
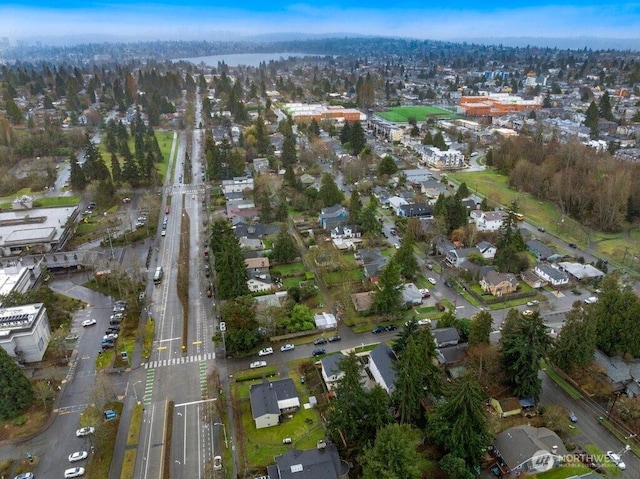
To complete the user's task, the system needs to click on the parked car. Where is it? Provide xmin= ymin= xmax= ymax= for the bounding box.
xmin=312 ymin=348 xmax=326 ymax=357
xmin=328 ymin=335 xmax=341 ymax=342
xmin=313 ymin=337 xmax=328 ymax=345
xmin=606 ymin=451 xmax=626 ymax=470
xmin=103 ymin=333 xmax=118 ymax=340
xmin=427 ymin=277 xmax=437 ymax=285
xmin=68 ymin=451 xmax=88 ymax=463
xmin=384 ymin=325 xmax=398 ymax=332
xmin=568 ymin=243 xmax=577 ymax=248
xmin=65 ymin=334 xmax=79 ymax=341
xmin=75 ymin=427 xmax=95 ymax=437
xmin=64 ymin=467 xmax=85 ymax=478
xmin=417 ymin=318 xmax=431 ymax=326
xmin=81 ymin=319 xmax=96 ymax=327
xmin=444 ymin=280 xmax=453 ymax=288
xmin=213 ymin=455 xmax=222 ymax=471
xmin=537 ymin=227 xmax=546 ymax=232
xmin=258 ymin=347 xmax=273 ymax=356
xmin=522 ymin=310 xmax=534 ymax=317
xmin=13 ymin=473 xmax=34 ymax=479
xmin=280 ymin=343 xmax=295 ymax=352
xmin=372 ymin=326 xmax=385 ymax=334
xmin=250 ymin=361 xmax=267 ymax=369
xmin=568 ymin=411 xmax=578 ymax=423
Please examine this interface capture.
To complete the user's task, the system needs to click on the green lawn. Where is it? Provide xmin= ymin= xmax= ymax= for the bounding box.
xmin=271 ymin=261 xmax=306 ymax=277
xmin=536 ymin=465 xmax=591 ymax=479
xmin=33 ymin=195 xmax=81 ymax=207
xmin=376 ymin=105 xmax=457 ymax=123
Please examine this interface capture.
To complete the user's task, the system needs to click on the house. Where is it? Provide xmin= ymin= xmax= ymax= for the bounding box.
xmin=398 ymin=203 xmax=433 ymax=218
xmin=533 ymin=264 xmax=569 ymax=287
xmin=239 ymin=237 xmax=265 ymax=251
xmin=247 ymin=278 xmax=273 ymax=293
xmin=490 ymin=425 xmax=567 ymax=477
xmin=432 ymin=327 xmax=460 ymax=348
xmin=437 ymin=344 xmax=467 ymax=366
xmin=526 ymin=239 xmax=556 ymax=262
xmin=520 ymin=270 xmax=544 ymax=289
xmin=369 ymin=343 xmax=397 ymax=394
xmin=319 ymin=205 xmax=348 ymax=230
xmin=403 ymin=168 xmax=432 ymax=184
xmin=245 ymin=257 xmax=270 ymax=273
xmin=253 ymin=157 xmax=270 ymax=172
xmin=249 ymin=378 xmax=301 ymax=429
xmin=360 ymin=248 xmax=389 ymax=282
xmin=320 ymin=353 xmax=345 ymax=390
xmin=480 ymin=271 xmax=519 ymax=296
xmin=222 ymin=176 xmax=254 ymax=194
xmin=473 ymin=210 xmax=508 ymax=231
xmin=387 ymin=196 xmax=409 ymax=215
xmin=445 ymin=246 xmax=480 ymax=267
xmin=0 ymin=303 xmax=50 ymax=363
xmin=476 ymin=241 xmax=497 ymax=260
xmin=490 ymin=397 xmax=522 ymax=418
xmin=593 ymin=350 xmax=640 ymax=396
xmin=557 ymin=262 xmax=605 ymax=281
xmin=419 ymin=179 xmax=448 ymax=199
xmin=314 ymin=312 xmax=337 ymax=330
xmin=434 ymin=236 xmax=456 ymax=257
xmin=266 ymin=442 xmax=350 ymax=479
xmin=330 ymin=225 xmax=358 ymax=239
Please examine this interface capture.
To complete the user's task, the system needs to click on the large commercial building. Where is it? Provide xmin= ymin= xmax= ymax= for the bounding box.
xmin=0 ymin=303 xmax=51 ymax=363
xmin=458 ymin=93 xmax=542 ymax=117
xmin=281 ymin=103 xmax=365 ymax=123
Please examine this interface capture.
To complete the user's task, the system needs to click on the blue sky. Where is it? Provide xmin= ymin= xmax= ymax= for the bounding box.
xmin=1 ymin=1 xmax=640 ymax=44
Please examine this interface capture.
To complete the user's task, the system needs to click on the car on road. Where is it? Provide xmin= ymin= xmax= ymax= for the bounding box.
xmin=65 ymin=334 xmax=79 ymax=341
xmin=568 ymin=411 xmax=577 ymax=423
xmin=522 ymin=310 xmax=534 ymax=317
xmin=417 ymin=318 xmax=432 ymax=327
xmin=250 ymin=361 xmax=267 ymax=369
xmin=313 ymin=337 xmax=328 ymax=345
xmin=568 ymin=243 xmax=577 ymax=248
xmin=606 ymin=451 xmax=626 ymax=470
xmin=165 ymin=207 xmax=170 ymax=214
xmin=372 ymin=326 xmax=385 ymax=334
xmin=68 ymin=451 xmax=88 ymax=463
xmin=161 ymin=230 xmax=166 ymax=237
xmin=328 ymin=335 xmax=341 ymax=342
xmin=81 ymin=319 xmax=96 ymax=327
xmin=384 ymin=325 xmax=398 ymax=332
xmin=426 ymin=263 xmax=433 ymax=270
xmin=526 ymin=300 xmax=539 ymax=306
xmin=312 ymin=348 xmax=326 ymax=357
xmin=258 ymin=347 xmax=273 ymax=356
xmin=427 ymin=277 xmax=437 ymax=285
xmin=213 ymin=455 xmax=222 ymax=471
xmin=280 ymin=343 xmax=295 ymax=352
xmin=64 ymin=467 xmax=85 ymax=478
xmin=13 ymin=473 xmax=34 ymax=479
xmin=444 ymin=280 xmax=453 ymax=288
xmin=393 ymin=243 xmax=400 ymax=249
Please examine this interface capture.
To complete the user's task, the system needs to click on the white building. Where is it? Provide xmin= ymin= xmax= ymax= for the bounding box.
xmin=0 ymin=303 xmax=50 ymax=363
xmin=472 ymin=211 xmax=508 ymax=232
xmin=222 ymin=176 xmax=254 ymax=194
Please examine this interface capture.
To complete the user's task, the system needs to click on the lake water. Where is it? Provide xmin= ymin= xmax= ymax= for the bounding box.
xmin=178 ymin=52 xmax=325 ymax=68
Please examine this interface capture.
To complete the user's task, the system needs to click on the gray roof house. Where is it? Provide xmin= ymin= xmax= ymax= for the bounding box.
xmin=402 ymin=283 xmax=424 ymax=305
xmin=360 ymin=248 xmax=389 ymax=282
xmin=266 ymin=442 xmax=349 ymax=479
xmin=534 ymin=263 xmax=570 ymax=287
xmin=320 ymin=353 xmax=345 ymax=390
xmin=557 ymin=262 xmax=605 ymax=281
xmin=249 ymin=378 xmax=301 ymax=429
xmin=398 ymin=203 xmax=433 ymax=218
xmin=432 ymin=327 xmax=460 ymax=348
xmin=437 ymin=344 xmax=468 ymax=366
xmin=369 ymin=343 xmax=397 ymax=394
xmin=526 ymin=239 xmax=556 ymax=262
xmin=319 ymin=205 xmax=348 ymax=230
xmin=491 ymin=425 xmax=567 ymax=477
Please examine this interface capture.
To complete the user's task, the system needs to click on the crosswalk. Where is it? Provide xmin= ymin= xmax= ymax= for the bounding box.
xmin=143 ymin=352 xmax=215 ymax=369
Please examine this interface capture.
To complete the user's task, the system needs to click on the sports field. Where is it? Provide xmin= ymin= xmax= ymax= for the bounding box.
xmin=376 ymin=105 xmax=457 ymax=123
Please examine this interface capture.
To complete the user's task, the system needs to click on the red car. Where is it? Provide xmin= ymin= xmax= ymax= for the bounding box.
xmin=165 ymin=207 xmax=170 ymax=214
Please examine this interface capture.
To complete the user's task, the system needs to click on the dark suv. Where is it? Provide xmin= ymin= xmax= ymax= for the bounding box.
xmin=313 ymin=337 xmax=328 ymax=345
xmin=312 ymin=348 xmax=326 ymax=357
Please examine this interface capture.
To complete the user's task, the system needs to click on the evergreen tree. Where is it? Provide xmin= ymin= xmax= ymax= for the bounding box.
xmin=584 ymin=101 xmax=600 ymax=137
xmin=433 ymin=131 xmax=448 ymax=150
xmin=272 ymin=226 xmax=299 ymax=263
xmin=318 ymin=173 xmax=344 ymax=207
xmin=4 ymin=98 xmax=23 ymax=124
xmin=215 ymin=234 xmax=249 ymax=300
xmin=359 ymin=201 xmax=380 ymax=235
xmin=69 ymin=157 xmax=87 ymax=191
xmin=468 ymin=310 xmax=493 ymax=346
xmin=422 ymin=130 xmax=433 ymax=145
xmin=360 ymin=424 xmax=425 ymax=479
xmin=549 ymin=304 xmax=596 ymax=373
xmin=427 ymin=374 xmax=491 ymax=469
xmin=599 ymin=91 xmax=614 ymax=121
xmin=308 ymin=118 xmax=321 ymax=138
xmin=394 ymin=238 xmax=419 ymax=280
xmin=500 ymin=310 xmax=550 ymax=401
xmin=254 ymin=116 xmax=271 ymax=155
xmin=349 ymin=121 xmax=366 ymax=155
xmin=281 ymin=132 xmax=297 ymax=167
xmin=339 ymin=122 xmax=351 ymax=145
xmin=0 ymin=347 xmax=34 ymax=420
xmin=373 ymin=261 xmax=403 ymax=315
xmin=110 ymin=153 xmax=122 ymax=185
xmin=283 ymin=165 xmax=297 ymax=188
xmin=378 ymin=155 xmax=398 ymax=175
xmin=349 ymin=189 xmax=363 ymax=225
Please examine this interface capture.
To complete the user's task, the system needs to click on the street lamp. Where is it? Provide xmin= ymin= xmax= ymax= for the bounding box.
xmin=214 ymin=422 xmax=228 ymax=448
xmin=132 ymin=380 xmax=142 ymax=403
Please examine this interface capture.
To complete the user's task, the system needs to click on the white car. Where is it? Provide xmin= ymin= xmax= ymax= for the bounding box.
xmin=522 ymin=310 xmax=534 ymax=317
xmin=103 ymin=333 xmax=118 ymax=340
xmin=606 ymin=451 xmax=626 ymax=470
xmin=250 ymin=361 xmax=267 ymax=369
xmin=81 ymin=319 xmax=96 ymax=327
xmin=280 ymin=343 xmax=295 ymax=352
xmin=64 ymin=467 xmax=85 ymax=478
xmin=68 ymin=451 xmax=88 ymax=463
xmin=213 ymin=455 xmax=222 ymax=471
xmin=75 ymin=426 xmax=95 ymax=437
xmin=258 ymin=347 xmax=273 ymax=356
xmin=417 ymin=318 xmax=432 ymax=326
xmin=427 ymin=277 xmax=436 ymax=285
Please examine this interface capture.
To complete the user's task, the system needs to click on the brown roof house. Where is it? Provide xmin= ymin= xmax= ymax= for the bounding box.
xmin=480 ymin=271 xmax=519 ymax=297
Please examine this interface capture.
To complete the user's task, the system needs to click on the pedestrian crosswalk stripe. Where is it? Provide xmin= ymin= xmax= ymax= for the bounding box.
xmin=144 ymin=352 xmax=215 ymax=369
